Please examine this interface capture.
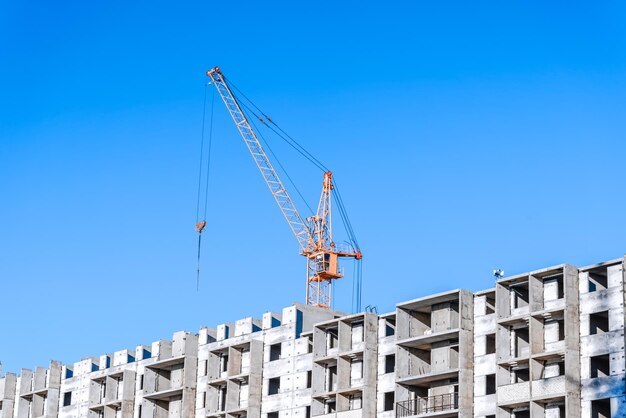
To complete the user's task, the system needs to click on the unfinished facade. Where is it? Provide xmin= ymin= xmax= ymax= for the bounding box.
xmin=1 ymin=256 xmax=625 ymax=418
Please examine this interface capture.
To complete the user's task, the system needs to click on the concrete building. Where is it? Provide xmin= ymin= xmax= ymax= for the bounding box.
xmin=1 ymin=256 xmax=625 ymax=418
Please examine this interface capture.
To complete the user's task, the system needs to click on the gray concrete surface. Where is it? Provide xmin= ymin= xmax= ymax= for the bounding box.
xmin=1 ymin=256 xmax=625 ymax=418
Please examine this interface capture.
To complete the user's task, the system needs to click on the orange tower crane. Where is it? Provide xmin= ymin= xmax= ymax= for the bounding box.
xmin=205 ymin=67 xmax=362 ymax=308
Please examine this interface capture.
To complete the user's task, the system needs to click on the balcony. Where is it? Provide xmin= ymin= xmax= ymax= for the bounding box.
xmin=314 ymin=411 xmax=362 ymax=418
xmin=396 ymin=369 xmax=459 ymax=387
xmin=142 ymin=386 xmax=183 ymax=401
xmin=531 ymin=376 xmax=565 ymax=400
xmin=396 ymin=393 xmax=458 ymax=417
xmin=396 ymin=329 xmax=460 ymax=350
xmin=497 ymin=382 xmax=530 ymax=406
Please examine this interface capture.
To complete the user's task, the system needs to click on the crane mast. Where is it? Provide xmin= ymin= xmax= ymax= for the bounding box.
xmin=206 ymin=67 xmax=361 ymax=308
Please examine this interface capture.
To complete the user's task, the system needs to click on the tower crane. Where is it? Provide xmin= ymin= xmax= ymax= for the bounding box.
xmin=204 ymin=67 xmax=361 ymax=309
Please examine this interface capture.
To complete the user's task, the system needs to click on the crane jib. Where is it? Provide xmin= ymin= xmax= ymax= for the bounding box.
xmin=205 ymin=66 xmax=362 ymax=310
xmin=207 ymin=69 xmax=312 ymax=253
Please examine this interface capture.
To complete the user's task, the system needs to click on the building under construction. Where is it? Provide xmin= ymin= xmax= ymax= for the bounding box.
xmin=1 ymin=255 xmax=625 ymax=418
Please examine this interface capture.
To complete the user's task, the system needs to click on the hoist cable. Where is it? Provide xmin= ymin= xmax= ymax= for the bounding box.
xmin=228 ymin=77 xmax=361 ymax=252
xmin=196 ymin=83 xmax=216 ymax=291
xmin=203 ymin=88 xmax=215 ymax=219
xmin=225 ymin=75 xmax=328 ymax=172
xmin=332 ymin=183 xmax=360 ymax=251
xmin=263 ymin=122 xmax=327 ymax=172
xmin=350 ymin=257 xmax=363 ymax=313
xmin=262 ymin=114 xmax=361 ymax=250
xmin=351 ymin=260 xmax=356 ymax=313
xmin=196 ymin=81 xmax=209 ymax=223
xmin=242 ymin=105 xmax=315 ymax=215
xmin=221 ymin=73 xmax=364 ymax=308
xmin=196 ymin=234 xmax=202 ymax=291
xmin=236 ymin=96 xmax=326 ymax=172
xmin=336 ymin=191 xmax=359 ymax=248
xmin=266 ymin=122 xmax=329 ymax=171
xmin=235 ymin=96 xmax=315 ymax=213
xmin=356 ymin=259 xmax=363 ymax=312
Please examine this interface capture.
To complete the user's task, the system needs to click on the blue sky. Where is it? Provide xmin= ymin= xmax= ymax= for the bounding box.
xmin=1 ymin=1 xmax=625 ymax=373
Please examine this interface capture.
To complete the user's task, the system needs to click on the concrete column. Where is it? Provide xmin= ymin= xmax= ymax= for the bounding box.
xmin=156 ymin=340 xmax=172 ymax=361
xmin=0 ymin=373 xmax=16 ymax=418
xmin=226 ymin=379 xmax=239 ymax=411
xmin=529 ymin=316 xmax=543 ymax=356
xmin=15 ymin=368 xmax=33 ymax=418
xmin=529 ymin=400 xmax=543 ymax=418
xmin=337 ymin=357 xmax=350 ymax=393
xmin=247 ymin=339 xmax=263 ymax=418
xmin=395 ymin=308 xmax=411 ymax=340
xmin=362 ymin=313 xmax=379 ymax=418
xmin=181 ymin=332 xmax=199 ymax=418
xmin=458 ymin=290 xmax=474 ymax=418
xmin=313 ymin=327 xmax=326 ymax=359
xmin=46 ymin=360 xmax=62 ymax=418
xmin=338 ymin=321 xmax=351 ymax=352
xmin=563 ymin=264 xmax=580 ymax=418
xmin=228 ymin=346 xmax=242 ymax=376
xmin=529 ymin=275 xmax=543 ymax=312
xmin=120 ymin=370 xmax=136 ymax=418
xmin=496 ymin=283 xmax=511 ymax=321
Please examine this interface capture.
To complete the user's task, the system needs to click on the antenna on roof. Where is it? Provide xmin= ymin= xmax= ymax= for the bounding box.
xmin=365 ymin=305 xmax=378 ymax=314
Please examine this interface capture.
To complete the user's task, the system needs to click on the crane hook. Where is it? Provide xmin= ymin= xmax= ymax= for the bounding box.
xmin=196 ymin=220 xmax=207 ymax=234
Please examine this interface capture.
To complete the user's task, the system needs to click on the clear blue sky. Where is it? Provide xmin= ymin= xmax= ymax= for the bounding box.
xmin=1 ymin=1 xmax=625 ymax=373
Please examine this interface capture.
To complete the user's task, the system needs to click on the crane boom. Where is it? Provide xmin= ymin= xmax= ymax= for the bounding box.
xmin=206 ymin=67 xmax=312 ymax=253
xmin=205 ymin=67 xmax=362 ymax=309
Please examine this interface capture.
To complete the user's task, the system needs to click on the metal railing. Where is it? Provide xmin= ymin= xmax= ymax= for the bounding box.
xmin=311 ymin=259 xmax=344 ymax=276
xmin=396 ymin=393 xmax=458 ymax=417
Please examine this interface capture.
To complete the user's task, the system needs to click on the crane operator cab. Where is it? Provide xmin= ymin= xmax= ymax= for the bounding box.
xmin=308 ymin=251 xmax=343 ymax=281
